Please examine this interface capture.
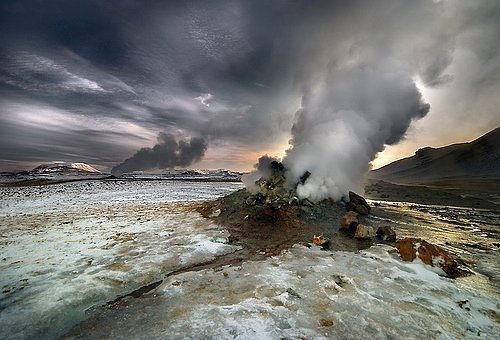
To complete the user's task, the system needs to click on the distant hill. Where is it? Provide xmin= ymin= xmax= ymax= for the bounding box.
xmin=31 ymin=162 xmax=101 ymax=174
xmin=371 ymin=127 xmax=500 ymax=183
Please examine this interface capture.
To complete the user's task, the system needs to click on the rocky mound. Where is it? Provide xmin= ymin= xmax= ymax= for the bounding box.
xmin=195 ymin=161 xmax=376 ymax=259
xmin=195 ymin=159 xmax=470 ymax=278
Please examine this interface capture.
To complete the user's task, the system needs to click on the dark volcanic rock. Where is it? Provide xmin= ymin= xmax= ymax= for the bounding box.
xmin=395 ymin=238 xmax=467 ymax=278
xmin=195 ymin=189 xmax=373 ymax=259
xmin=348 ymin=191 xmax=371 ymax=215
xmin=354 ymin=204 xmax=369 ymax=215
xmin=376 ymin=226 xmax=396 ymax=242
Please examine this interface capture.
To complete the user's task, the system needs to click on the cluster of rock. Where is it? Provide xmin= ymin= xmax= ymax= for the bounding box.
xmin=244 ymin=160 xmax=388 ymax=240
xmin=242 ymin=160 xmax=466 ymax=278
xmin=338 ymin=209 xmax=465 ymax=277
xmin=339 ymin=209 xmax=395 ymax=240
xmin=244 ymin=161 xmax=308 ymax=208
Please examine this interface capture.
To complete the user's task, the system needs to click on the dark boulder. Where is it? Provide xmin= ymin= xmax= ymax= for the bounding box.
xmin=376 ymin=226 xmax=396 ymax=242
xmin=348 ymin=191 xmax=371 ymax=215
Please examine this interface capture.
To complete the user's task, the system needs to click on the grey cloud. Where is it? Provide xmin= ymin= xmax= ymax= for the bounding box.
xmin=0 ymin=0 xmax=498 ymax=175
xmin=111 ymin=133 xmax=208 ymax=175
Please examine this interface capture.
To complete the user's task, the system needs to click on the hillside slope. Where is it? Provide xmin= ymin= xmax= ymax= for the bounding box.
xmin=371 ymin=127 xmax=500 ymax=183
xmin=31 ymin=162 xmax=101 ymax=174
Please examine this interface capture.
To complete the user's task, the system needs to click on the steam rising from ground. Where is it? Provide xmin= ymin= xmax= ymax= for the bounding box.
xmin=283 ymin=65 xmax=429 ymax=200
xmin=242 ymin=155 xmax=280 ymax=193
xmin=111 ymin=133 xmax=207 ymax=175
xmin=242 ymin=1 xmax=462 ymax=201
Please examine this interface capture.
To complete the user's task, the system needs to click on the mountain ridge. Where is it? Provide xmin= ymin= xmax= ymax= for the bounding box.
xmin=371 ymin=127 xmax=500 ymax=183
xmin=31 ymin=162 xmax=101 ymax=174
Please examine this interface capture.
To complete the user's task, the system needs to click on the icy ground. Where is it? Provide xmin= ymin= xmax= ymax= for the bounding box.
xmin=0 ymin=180 xmax=499 ymax=339
xmin=68 ymin=245 xmax=499 ymax=339
xmin=0 ymin=180 xmax=242 ymax=338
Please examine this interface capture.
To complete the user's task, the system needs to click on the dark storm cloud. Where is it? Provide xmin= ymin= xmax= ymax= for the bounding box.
xmin=0 ymin=0 xmax=499 ymax=172
xmin=0 ymin=1 xmax=130 ymax=66
xmin=111 ymin=133 xmax=207 ymax=175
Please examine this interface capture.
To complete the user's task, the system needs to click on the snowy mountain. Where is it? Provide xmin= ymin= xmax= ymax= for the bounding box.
xmin=31 ymin=162 xmax=101 ymax=174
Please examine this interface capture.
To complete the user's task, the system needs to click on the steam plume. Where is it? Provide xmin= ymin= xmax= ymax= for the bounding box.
xmin=283 ymin=63 xmax=429 ymax=201
xmin=111 ymin=133 xmax=207 ymax=175
xmin=242 ymin=155 xmax=280 ymax=193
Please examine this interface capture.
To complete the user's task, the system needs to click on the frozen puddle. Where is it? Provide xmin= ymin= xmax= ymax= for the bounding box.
xmin=68 ymin=244 xmax=499 ymax=339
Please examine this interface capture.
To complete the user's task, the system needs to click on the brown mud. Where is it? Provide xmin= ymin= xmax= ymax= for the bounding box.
xmin=193 ymin=188 xmax=373 ymax=259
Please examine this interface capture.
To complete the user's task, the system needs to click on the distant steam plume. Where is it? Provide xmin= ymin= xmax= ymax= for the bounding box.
xmin=111 ymin=133 xmax=207 ymax=175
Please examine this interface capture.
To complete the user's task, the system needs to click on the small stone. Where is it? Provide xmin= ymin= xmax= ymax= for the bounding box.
xmin=457 ymin=300 xmax=470 ymax=311
xmin=286 ymin=288 xmax=301 ymax=299
xmin=312 ymin=235 xmax=330 ymax=250
xmin=354 ymin=224 xmax=375 ymax=239
xmin=312 ymin=235 xmax=323 ymax=245
xmin=376 ymin=226 xmax=396 ymax=242
xmin=318 ymin=319 xmax=334 ymax=327
xmin=340 ymin=211 xmax=359 ymax=229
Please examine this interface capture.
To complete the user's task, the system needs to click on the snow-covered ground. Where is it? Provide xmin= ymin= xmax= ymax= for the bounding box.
xmin=0 ymin=180 xmax=242 ymax=338
xmin=0 ymin=180 xmax=498 ymax=339
xmin=70 ymin=245 xmax=499 ymax=339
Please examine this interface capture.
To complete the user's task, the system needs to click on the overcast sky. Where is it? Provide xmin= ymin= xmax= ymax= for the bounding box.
xmin=1 ymin=0 xmax=499 ymax=172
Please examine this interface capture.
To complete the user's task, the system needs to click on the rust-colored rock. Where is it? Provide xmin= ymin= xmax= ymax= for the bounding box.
xmin=312 ymin=234 xmax=330 ymax=250
xmin=354 ymin=224 xmax=375 ymax=239
xmin=312 ymin=234 xmax=325 ymax=246
xmin=395 ymin=238 xmax=465 ymax=278
xmin=340 ymin=211 xmax=359 ymax=229
xmin=318 ymin=319 xmax=334 ymax=327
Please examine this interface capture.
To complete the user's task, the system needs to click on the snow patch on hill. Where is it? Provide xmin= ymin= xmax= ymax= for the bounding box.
xmin=31 ymin=162 xmax=101 ymax=173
